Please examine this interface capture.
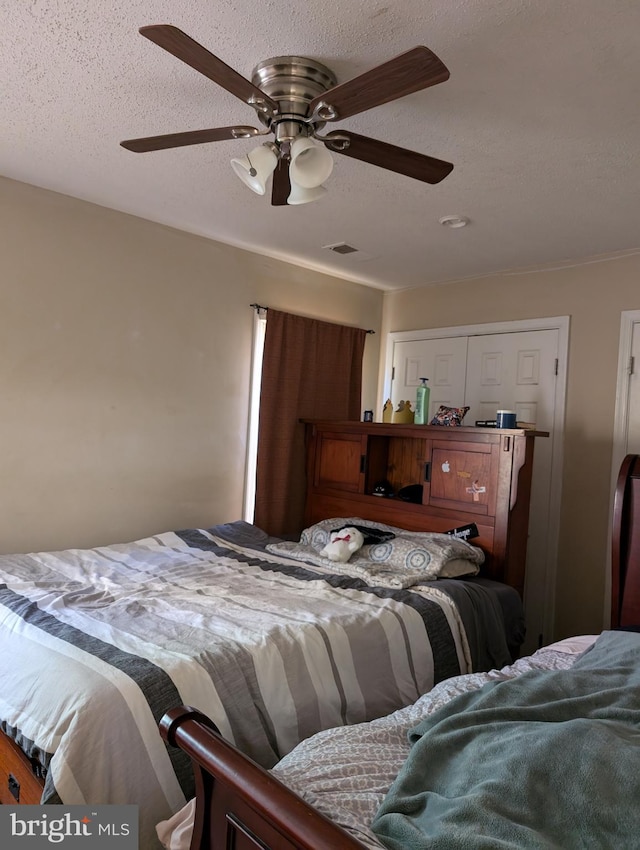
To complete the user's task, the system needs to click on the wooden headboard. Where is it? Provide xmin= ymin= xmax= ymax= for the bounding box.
xmin=611 ymin=453 xmax=640 ymax=628
xmin=160 ymin=453 xmax=640 ymax=850
xmin=302 ymin=420 xmax=547 ymax=596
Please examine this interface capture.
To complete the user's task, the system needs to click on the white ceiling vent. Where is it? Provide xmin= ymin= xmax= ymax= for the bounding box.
xmin=322 ymin=242 xmax=375 ymax=262
xmin=324 ymin=242 xmax=359 ymax=255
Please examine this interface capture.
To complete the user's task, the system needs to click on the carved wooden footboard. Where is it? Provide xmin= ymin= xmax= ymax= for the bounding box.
xmin=159 ymin=706 xmax=366 ymax=850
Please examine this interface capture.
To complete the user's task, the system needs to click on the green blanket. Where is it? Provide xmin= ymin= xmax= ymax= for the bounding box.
xmin=372 ymin=631 xmax=640 ymax=849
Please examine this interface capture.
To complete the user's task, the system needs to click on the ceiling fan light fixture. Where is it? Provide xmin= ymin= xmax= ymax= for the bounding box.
xmin=289 ymin=137 xmax=334 ymax=189
xmin=231 ymin=144 xmax=278 ymax=195
xmin=287 ymin=179 xmax=327 ymax=205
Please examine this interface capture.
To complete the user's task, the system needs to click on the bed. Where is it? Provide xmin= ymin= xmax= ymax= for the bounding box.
xmin=0 ymin=512 xmax=522 ymax=849
xmin=155 ymin=453 xmax=640 ymax=850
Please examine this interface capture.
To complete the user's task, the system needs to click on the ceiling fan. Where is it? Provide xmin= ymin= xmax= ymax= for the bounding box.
xmin=120 ymin=25 xmax=453 ymax=205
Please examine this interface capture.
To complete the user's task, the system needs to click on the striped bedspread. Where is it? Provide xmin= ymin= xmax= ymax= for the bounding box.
xmin=0 ymin=521 xmax=506 ymax=850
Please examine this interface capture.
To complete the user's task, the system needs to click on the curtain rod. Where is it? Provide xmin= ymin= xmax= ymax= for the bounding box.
xmin=250 ymin=304 xmax=375 ymax=333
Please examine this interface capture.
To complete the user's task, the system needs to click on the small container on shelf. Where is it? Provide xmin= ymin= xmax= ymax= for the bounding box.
xmin=496 ymin=410 xmax=517 ymax=429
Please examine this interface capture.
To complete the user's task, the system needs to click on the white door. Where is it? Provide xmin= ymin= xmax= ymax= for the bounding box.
xmin=609 ymin=312 xmax=640 ymax=625
xmin=389 ymin=325 xmax=563 ymax=655
xmin=465 ymin=330 xmax=560 ymax=654
xmin=391 ymin=337 xmax=468 ymax=422
xmin=626 ymin=321 xmax=640 ymax=453
xmin=612 ymin=312 xmax=640 ymax=466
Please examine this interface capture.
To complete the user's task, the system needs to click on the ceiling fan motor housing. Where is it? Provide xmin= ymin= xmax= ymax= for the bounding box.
xmin=251 ymin=56 xmax=337 ymax=140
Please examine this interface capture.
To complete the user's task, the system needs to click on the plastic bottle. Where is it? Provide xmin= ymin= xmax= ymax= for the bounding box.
xmin=414 ymin=378 xmax=430 ymax=425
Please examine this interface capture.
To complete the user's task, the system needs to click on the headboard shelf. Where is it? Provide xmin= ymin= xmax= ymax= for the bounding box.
xmin=303 ymin=420 xmax=548 ymax=594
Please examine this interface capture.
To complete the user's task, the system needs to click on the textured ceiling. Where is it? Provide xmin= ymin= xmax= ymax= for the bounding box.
xmin=2 ymin=1 xmax=639 ymax=291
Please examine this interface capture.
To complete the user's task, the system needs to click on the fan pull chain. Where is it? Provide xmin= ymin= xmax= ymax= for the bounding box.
xmin=246 ymin=154 xmax=257 ymax=177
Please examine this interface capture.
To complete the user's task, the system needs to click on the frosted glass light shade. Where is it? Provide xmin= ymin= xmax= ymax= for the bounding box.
xmin=289 ymin=137 xmax=334 ymax=189
xmin=231 ymin=145 xmax=278 ymax=195
xmin=287 ymin=178 xmax=327 ymax=205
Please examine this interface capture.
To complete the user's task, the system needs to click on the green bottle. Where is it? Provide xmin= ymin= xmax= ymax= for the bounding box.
xmin=415 ymin=378 xmax=430 ymax=424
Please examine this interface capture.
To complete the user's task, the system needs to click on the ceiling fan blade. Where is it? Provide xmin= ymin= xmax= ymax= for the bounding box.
xmin=139 ymin=25 xmax=278 ymax=112
xmin=120 ymin=126 xmax=261 ymax=153
xmin=308 ymin=46 xmax=449 ymax=122
xmin=271 ymin=158 xmax=291 ymax=205
xmin=323 ymin=131 xmax=453 ymax=184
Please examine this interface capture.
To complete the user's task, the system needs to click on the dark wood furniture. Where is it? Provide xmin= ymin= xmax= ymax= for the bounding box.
xmin=160 ymin=707 xmax=365 ymax=850
xmin=611 ymin=453 xmax=640 ymax=627
xmin=158 ymin=453 xmax=640 ymax=850
xmin=0 ymin=730 xmax=44 ymax=805
xmin=303 ymin=421 xmax=548 ymax=596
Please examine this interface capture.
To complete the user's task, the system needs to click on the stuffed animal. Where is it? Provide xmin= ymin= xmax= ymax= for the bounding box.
xmin=320 ymin=527 xmax=365 ymax=563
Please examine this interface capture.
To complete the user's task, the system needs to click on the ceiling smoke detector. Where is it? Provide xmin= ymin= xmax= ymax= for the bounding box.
xmin=439 ymin=215 xmax=469 ymax=228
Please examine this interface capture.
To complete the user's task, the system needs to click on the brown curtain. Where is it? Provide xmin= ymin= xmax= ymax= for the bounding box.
xmin=254 ymin=309 xmax=367 ymax=537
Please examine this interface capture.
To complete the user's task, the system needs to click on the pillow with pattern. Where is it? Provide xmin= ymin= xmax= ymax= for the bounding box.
xmin=266 ymin=517 xmax=483 ymax=588
xmin=430 ymin=405 xmax=470 ymax=426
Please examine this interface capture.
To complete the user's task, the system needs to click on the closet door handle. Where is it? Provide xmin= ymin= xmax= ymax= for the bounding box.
xmin=424 ymin=462 xmax=431 ymax=482
xmin=360 ymin=454 xmax=367 ymax=474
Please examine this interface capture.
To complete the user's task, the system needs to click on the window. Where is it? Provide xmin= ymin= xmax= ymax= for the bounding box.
xmin=243 ymin=310 xmax=267 ymax=522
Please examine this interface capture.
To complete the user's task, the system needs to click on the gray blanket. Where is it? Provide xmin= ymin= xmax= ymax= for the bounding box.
xmin=372 ymin=630 xmax=640 ymax=849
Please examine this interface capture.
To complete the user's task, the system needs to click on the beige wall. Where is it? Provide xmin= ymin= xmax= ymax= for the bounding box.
xmin=381 ymin=255 xmax=640 ymax=639
xmin=0 ymin=177 xmax=382 ymax=554
xmin=5 ymin=175 xmax=638 ymax=642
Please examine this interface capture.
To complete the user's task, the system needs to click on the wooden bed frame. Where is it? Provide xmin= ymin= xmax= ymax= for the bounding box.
xmin=158 ymin=454 xmax=640 ymax=850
